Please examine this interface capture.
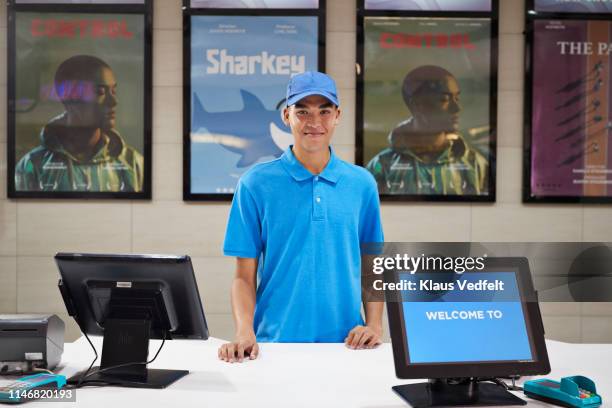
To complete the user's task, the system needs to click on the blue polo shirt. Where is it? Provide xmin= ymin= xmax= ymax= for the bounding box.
xmin=223 ymin=146 xmax=384 ymax=343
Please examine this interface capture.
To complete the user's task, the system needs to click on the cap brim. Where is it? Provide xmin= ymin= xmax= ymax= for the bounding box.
xmin=287 ymin=89 xmax=339 ymax=107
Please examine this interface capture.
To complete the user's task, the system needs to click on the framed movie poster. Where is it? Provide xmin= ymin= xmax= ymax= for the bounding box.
xmin=183 ymin=3 xmax=325 ymax=201
xmin=533 ymin=0 xmax=612 ymax=13
xmin=14 ymin=1 xmax=145 ymax=3
xmin=358 ymin=16 xmax=497 ymax=201
xmin=364 ymin=0 xmax=492 ymax=12
xmin=190 ymin=0 xmax=319 ymax=8
xmin=7 ymin=0 xmax=152 ymax=199
xmin=525 ymin=18 xmax=612 ymax=203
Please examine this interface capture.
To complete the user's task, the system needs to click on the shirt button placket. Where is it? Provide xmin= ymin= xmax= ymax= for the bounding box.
xmin=313 ymin=176 xmax=323 ymax=220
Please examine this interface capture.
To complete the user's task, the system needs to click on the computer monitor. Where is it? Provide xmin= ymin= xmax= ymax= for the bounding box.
xmin=385 ymin=257 xmax=550 ymax=407
xmin=55 ymin=253 xmax=209 ymax=389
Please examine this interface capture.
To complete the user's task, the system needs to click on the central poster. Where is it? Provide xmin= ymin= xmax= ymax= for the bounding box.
xmin=8 ymin=7 xmax=150 ymax=199
xmin=361 ymin=17 xmax=494 ymax=200
xmin=188 ymin=15 xmax=318 ymax=197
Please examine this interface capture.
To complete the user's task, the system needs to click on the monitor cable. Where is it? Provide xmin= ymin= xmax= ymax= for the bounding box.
xmin=74 ymin=321 xmax=99 ymax=389
xmin=479 ymin=376 xmax=523 ymax=392
xmin=505 ymin=375 xmax=523 ymax=392
xmin=32 ymin=368 xmax=55 ymax=375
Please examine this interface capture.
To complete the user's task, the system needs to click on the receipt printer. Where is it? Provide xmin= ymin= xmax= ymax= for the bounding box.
xmin=0 ymin=315 xmax=64 ymax=374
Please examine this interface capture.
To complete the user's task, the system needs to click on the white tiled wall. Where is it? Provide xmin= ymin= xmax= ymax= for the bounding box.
xmin=0 ymin=0 xmax=611 ymax=344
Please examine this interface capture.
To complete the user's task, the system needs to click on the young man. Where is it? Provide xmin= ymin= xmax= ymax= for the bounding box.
xmin=219 ymin=72 xmax=384 ymax=363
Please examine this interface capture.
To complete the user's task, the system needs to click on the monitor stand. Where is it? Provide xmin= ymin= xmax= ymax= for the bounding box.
xmin=392 ymin=378 xmax=527 ymax=407
xmin=67 ymin=318 xmax=188 ymax=389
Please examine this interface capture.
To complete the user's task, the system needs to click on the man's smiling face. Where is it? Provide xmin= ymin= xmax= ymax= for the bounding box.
xmin=283 ymin=94 xmax=341 ymax=154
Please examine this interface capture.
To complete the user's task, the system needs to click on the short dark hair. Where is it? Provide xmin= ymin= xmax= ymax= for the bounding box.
xmin=54 ymin=55 xmax=112 ymax=102
xmin=402 ymin=65 xmax=456 ymax=107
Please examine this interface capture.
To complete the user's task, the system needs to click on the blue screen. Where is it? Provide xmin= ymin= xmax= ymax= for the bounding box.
xmin=401 ymin=272 xmax=534 ymax=364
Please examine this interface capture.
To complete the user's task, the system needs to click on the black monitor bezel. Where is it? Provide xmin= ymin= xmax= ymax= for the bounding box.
xmin=385 ymin=257 xmax=550 ymax=379
xmin=55 ymin=252 xmax=209 ymax=340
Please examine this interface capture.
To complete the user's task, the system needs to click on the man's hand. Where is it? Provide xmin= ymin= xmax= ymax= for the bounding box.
xmin=218 ymin=332 xmax=259 ymax=363
xmin=344 ymin=325 xmax=382 ymax=349
xmin=221 ymin=258 xmax=259 ymax=363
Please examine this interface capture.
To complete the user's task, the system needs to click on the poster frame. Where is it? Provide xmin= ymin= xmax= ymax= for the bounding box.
xmin=363 ymin=0 xmax=493 ymax=13
xmin=530 ymin=0 xmax=612 ymax=15
xmin=182 ymin=0 xmax=326 ymax=201
xmin=6 ymin=0 xmax=153 ymax=199
xmin=188 ymin=0 xmax=320 ymax=9
xmin=523 ymin=0 xmax=612 ymax=203
xmin=356 ymin=0 xmax=499 ymax=202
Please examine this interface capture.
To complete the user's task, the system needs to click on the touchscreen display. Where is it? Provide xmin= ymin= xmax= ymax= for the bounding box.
xmin=400 ymin=271 xmax=534 ymax=364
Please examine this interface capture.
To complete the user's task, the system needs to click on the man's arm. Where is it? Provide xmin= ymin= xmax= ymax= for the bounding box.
xmin=345 ymin=179 xmax=385 ymax=350
xmin=365 ymin=301 xmax=384 ymax=335
xmin=218 ymin=257 xmax=259 ymax=363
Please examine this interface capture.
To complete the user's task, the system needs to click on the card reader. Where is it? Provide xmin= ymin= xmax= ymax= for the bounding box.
xmin=0 ymin=373 xmax=66 ymax=403
xmin=524 ymin=376 xmax=602 ymax=408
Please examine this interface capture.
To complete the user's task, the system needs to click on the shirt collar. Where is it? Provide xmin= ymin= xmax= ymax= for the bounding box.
xmin=280 ymin=145 xmax=342 ymax=184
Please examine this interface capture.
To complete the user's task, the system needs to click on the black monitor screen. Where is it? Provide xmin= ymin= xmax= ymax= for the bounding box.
xmin=386 ymin=257 xmax=550 ymax=379
xmin=56 ymin=253 xmax=208 ymax=340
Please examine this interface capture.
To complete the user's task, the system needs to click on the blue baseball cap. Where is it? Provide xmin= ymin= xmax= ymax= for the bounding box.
xmin=286 ymin=71 xmax=339 ymax=107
